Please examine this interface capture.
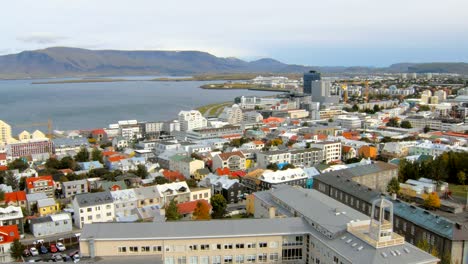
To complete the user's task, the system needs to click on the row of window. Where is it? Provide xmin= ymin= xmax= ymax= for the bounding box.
xmin=164 ymin=253 xmax=279 ymax=264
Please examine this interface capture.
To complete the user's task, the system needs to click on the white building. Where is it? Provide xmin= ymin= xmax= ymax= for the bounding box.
xmin=111 ymin=189 xmax=138 ymax=217
xmin=335 ymin=115 xmax=362 ymax=129
xmin=218 ymin=104 xmax=243 ymax=125
xmin=242 ymin=111 xmax=264 ymax=123
xmin=72 ymin=191 xmax=115 ymax=228
xmin=310 ymin=141 xmax=342 ymax=163
xmin=178 ymin=110 xmax=208 ymax=132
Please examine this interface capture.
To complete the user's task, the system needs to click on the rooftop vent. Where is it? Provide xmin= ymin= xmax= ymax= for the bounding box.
xmin=346 ymin=239 xmax=352 ymax=244
xmin=357 ymin=246 xmax=364 ymax=251
xmin=341 ymin=236 xmax=347 ymax=240
xmin=381 ymin=252 xmax=388 ymax=258
xmin=403 ymin=248 xmax=410 ymax=254
xmin=351 ymin=243 xmax=358 ymax=247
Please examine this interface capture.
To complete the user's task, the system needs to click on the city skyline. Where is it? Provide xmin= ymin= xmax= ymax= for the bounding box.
xmin=1 ymin=0 xmax=467 ymax=66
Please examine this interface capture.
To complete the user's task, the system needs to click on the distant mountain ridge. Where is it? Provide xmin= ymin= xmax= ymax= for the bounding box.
xmin=0 ymin=47 xmax=467 ymax=78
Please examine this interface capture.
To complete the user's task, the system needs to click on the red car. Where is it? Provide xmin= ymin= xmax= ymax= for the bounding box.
xmin=50 ymin=244 xmax=58 ymax=253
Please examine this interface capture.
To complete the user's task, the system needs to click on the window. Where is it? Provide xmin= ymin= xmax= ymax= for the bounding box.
xmin=153 ymin=246 xmax=162 ymax=252
xmin=118 ymin=247 xmax=126 ymax=253
xmin=224 ymin=244 xmax=233 ymax=249
xmin=129 ymin=247 xmax=138 ymax=252
xmin=246 ymin=255 xmax=256 ymax=263
xmin=87 ymin=216 xmax=92 ymax=220
xmin=106 ymin=212 xmax=112 ymax=216
xmin=87 ymin=208 xmax=92 ymax=212
xmin=141 ymin=246 xmax=150 ymax=252
xmin=235 ymin=243 xmax=244 ymax=249
xmin=177 ymin=256 xmax=187 ymax=264
xmin=200 ymin=256 xmax=209 ymax=264
xmin=235 ymin=255 xmax=244 ymax=264
xmin=224 ymin=256 xmax=233 ymax=263
xmin=216 ymin=244 xmax=222 ymax=250
xmin=212 ymin=256 xmax=221 ymax=264
xmin=258 ymin=254 xmax=267 ymax=263
xmin=189 ymin=245 xmax=198 ymax=251
xmin=189 ymin=256 xmax=198 ymax=264
xmin=269 ymin=253 xmax=279 ymax=262
xmin=106 ymin=205 xmax=111 ymax=209
xmin=200 ymin=244 xmax=209 ymax=250
xmin=96 ymin=214 xmax=101 ymax=219
xmin=165 ymin=257 xmax=175 ymax=264
xmin=258 ymin=242 xmax=267 ymax=248
xmin=247 ymin=243 xmax=256 ymax=249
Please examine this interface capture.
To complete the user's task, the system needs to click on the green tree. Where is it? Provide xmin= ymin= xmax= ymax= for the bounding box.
xmin=210 ymin=194 xmax=227 ymax=219
xmin=186 ymin=178 xmax=198 ymax=188
xmin=5 ymin=171 xmax=19 ymax=191
xmin=9 ymin=239 xmax=26 ymax=261
xmin=440 ymin=252 xmax=451 ymax=264
xmin=45 ymin=158 xmax=61 ymax=169
xmin=424 ymin=192 xmax=441 ymax=210
xmin=91 ymin=148 xmax=104 ymax=163
xmin=423 ymin=125 xmax=430 ymax=133
xmin=386 ymin=117 xmax=399 ymax=127
xmin=418 ymin=105 xmax=431 ymax=112
xmin=457 ymin=171 xmax=466 ymax=185
xmin=266 ymin=163 xmax=279 ymax=171
xmin=328 ymin=118 xmax=334 ymax=123
xmin=416 ymin=239 xmax=430 ymax=252
xmin=165 ymin=200 xmax=181 ymax=221
xmin=75 ymin=147 xmax=90 ymax=162
xmin=400 ymin=120 xmax=412 ymax=129
xmin=352 ymin=104 xmax=359 ymax=112
xmin=154 ymin=176 xmax=170 ymax=185
xmin=386 ymin=177 xmax=400 ymax=194
xmin=373 ymin=104 xmax=380 ymax=113
xmin=281 ymin=164 xmax=295 ymax=170
xmin=0 ymin=190 xmax=5 ymax=201
xmin=60 ymin=156 xmax=77 ymax=170
xmin=7 ymin=158 xmax=29 ymax=172
xmin=134 ymin=164 xmax=149 ymax=179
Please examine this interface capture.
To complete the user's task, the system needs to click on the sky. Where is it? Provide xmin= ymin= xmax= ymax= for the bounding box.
xmin=1 ymin=0 xmax=468 ymax=66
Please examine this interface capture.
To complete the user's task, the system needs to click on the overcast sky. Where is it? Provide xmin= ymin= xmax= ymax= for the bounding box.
xmin=1 ymin=0 xmax=467 ymax=66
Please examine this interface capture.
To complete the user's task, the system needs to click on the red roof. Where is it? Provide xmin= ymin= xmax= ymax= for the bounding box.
xmin=177 ymin=200 xmax=211 ymax=215
xmin=162 ymin=170 xmax=185 ymax=182
xmin=4 ymin=191 xmax=27 ymax=204
xmin=103 ymin=151 xmax=119 ymax=157
xmin=91 ymin=129 xmax=106 ymax=135
xmin=107 ymin=155 xmax=126 ymax=163
xmin=221 ymin=134 xmax=242 ymax=140
xmin=252 ymin=140 xmax=264 ymax=145
xmin=0 ymin=153 xmax=6 ymax=160
xmin=26 ymin=176 xmax=54 ymax=190
xmin=216 ymin=167 xmax=231 ymax=176
xmin=0 ymin=166 xmax=7 ymax=171
xmin=263 ymin=117 xmax=285 ymax=124
xmin=342 ymin=146 xmax=353 ymax=153
xmin=0 ymin=225 xmax=20 ymax=244
xmin=59 ymin=169 xmax=74 ymax=175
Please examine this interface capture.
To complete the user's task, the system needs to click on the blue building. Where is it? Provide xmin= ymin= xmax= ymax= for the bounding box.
xmin=303 ymin=70 xmax=321 ymax=95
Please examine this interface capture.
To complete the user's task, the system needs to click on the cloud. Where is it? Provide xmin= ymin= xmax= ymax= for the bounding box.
xmin=17 ymin=32 xmax=67 ymax=44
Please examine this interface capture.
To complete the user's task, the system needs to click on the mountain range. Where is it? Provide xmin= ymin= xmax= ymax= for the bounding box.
xmin=0 ymin=47 xmax=467 ymax=78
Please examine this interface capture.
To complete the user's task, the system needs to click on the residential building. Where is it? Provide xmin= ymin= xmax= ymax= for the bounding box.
xmin=335 ymin=115 xmax=362 ymax=129
xmin=0 ymin=206 xmax=24 ymax=234
xmin=200 ymin=174 xmax=243 ymax=204
xmin=381 ymin=141 xmax=418 ymax=160
xmin=309 ymin=141 xmax=342 ymax=163
xmin=342 ymin=146 xmax=357 ymax=160
xmin=258 ymin=168 xmax=308 ymax=190
xmin=112 ymin=136 xmax=129 ymax=149
xmin=358 ymin=145 xmax=378 ymax=159
xmin=189 ymin=187 xmax=211 ymax=202
xmin=177 ymin=199 xmax=212 ymax=220
xmin=26 ymin=192 xmax=48 ymax=214
xmin=178 ymin=110 xmax=208 ymax=132
xmin=111 ymin=189 xmax=138 ymax=217
xmin=256 ymin=150 xmax=290 ymax=169
xmin=289 ymin=148 xmax=323 ymax=167
xmin=6 ymin=139 xmax=53 ymax=159
xmin=242 ymin=111 xmax=264 ymax=123
xmin=313 ymin=174 xmax=466 ymax=264
xmin=62 ymin=179 xmax=89 ymax=198
xmin=0 ymin=225 xmax=19 ymax=263
xmin=134 ymin=186 xmax=161 ymax=208
xmin=79 ymin=185 xmax=438 ymax=264
xmin=193 ymin=168 xmax=210 ymax=181
xmin=169 ymin=154 xmax=205 ymax=179
xmin=409 ymin=140 xmax=468 ymax=157
xmin=78 ymin=161 xmax=104 ymax=171
xmin=37 ymin=198 xmax=60 ymax=216
xmin=0 ymin=120 xmax=14 ymax=145
xmin=218 ymin=104 xmax=243 ymax=124
xmin=52 ymin=137 xmax=89 ymax=155
xmin=90 ymin=129 xmax=108 ymax=143
xmin=1 ymin=191 xmax=26 ymax=207
xmin=212 ymin=151 xmax=246 ymax=171
xmin=72 ymin=191 xmax=115 ymax=228
xmin=25 ymin=175 xmax=55 ymax=197
xmin=155 ymin=182 xmax=191 ymax=206
xmin=315 ymin=161 xmax=398 ymax=193
xmin=183 ymin=125 xmax=242 ymax=141
xmin=117 ymin=120 xmax=142 ymax=140
xmin=29 ymin=213 xmax=72 ymax=237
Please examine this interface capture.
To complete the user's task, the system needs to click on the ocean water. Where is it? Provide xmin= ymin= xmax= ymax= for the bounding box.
xmin=0 ymin=78 xmax=275 ymax=133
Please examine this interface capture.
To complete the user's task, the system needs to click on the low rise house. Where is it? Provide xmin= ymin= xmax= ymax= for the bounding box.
xmin=111 ymin=189 xmax=138 ymax=217
xmin=0 ymin=206 xmax=24 ymax=234
xmin=169 ymin=154 xmax=205 ymax=178
xmin=25 ymin=175 xmax=55 ymax=198
xmin=26 ymin=192 xmax=48 ymax=214
xmin=1 ymin=191 xmax=27 ymax=207
xmin=342 ymin=145 xmax=357 ymax=160
xmin=155 ymin=182 xmax=191 ymax=206
xmin=78 ymin=161 xmax=104 ymax=171
xmin=200 ymin=174 xmax=243 ymax=204
xmin=193 ymin=168 xmax=210 ymax=181
xmin=259 ymin=168 xmax=308 ymax=190
xmin=309 ymin=141 xmax=342 ymax=163
xmin=37 ymin=198 xmax=60 ymax=216
xmin=177 ymin=200 xmax=212 ymax=220
xmin=72 ymin=191 xmax=115 ymax=228
xmin=0 ymin=225 xmax=19 ymax=263
xmin=212 ymin=151 xmax=246 ymax=171
xmin=358 ymin=145 xmax=378 ymax=159
xmin=62 ymin=179 xmax=89 ymax=198
xmin=134 ymin=186 xmax=161 ymax=208
xmin=29 ymin=213 xmax=72 ymax=237
xmin=189 ymin=187 xmax=212 ymax=202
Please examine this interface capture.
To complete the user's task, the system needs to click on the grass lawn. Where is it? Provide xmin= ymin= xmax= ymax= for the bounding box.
xmin=449 ymin=184 xmax=468 ymax=198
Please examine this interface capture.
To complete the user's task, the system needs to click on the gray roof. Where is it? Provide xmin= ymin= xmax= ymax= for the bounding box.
xmin=37 ymin=198 xmax=56 ymax=208
xmin=81 ymin=217 xmax=309 ymax=241
xmin=270 ymin=186 xmax=369 ymax=236
xmin=30 ymin=215 xmax=53 ymax=225
xmin=26 ymin=193 xmax=48 ymax=202
xmin=315 ymin=173 xmax=382 ymax=202
xmin=62 ymin=179 xmax=87 ymax=187
xmin=317 ymin=161 xmax=397 ymax=180
xmin=134 ymin=186 xmax=159 ymax=200
xmin=74 ymin=191 xmax=113 ymax=207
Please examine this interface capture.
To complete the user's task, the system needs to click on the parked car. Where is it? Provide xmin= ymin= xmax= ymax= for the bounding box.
xmin=29 ymin=247 xmax=39 ymax=256
xmin=40 ymin=245 xmax=48 ymax=254
xmin=72 ymin=254 xmax=80 ymax=263
xmin=52 ymin=253 xmax=63 ymax=261
xmin=61 ymin=253 xmax=72 ymax=262
xmin=23 ymin=248 xmax=31 ymax=257
xmin=50 ymin=244 xmax=58 ymax=253
xmin=56 ymin=242 xmax=66 ymax=252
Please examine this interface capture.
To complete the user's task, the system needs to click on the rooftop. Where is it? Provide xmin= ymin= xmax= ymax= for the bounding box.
xmin=74 ymin=191 xmax=113 ymax=207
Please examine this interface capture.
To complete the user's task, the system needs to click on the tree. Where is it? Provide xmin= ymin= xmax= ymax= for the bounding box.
xmin=7 ymin=158 xmax=29 ymax=172
xmin=386 ymin=117 xmax=399 ymax=127
xmin=400 ymin=120 xmax=412 ymax=129
xmin=45 ymin=158 xmax=61 ymax=169
xmin=75 ymin=147 xmax=90 ymax=162
xmin=416 ymin=239 xmax=430 ymax=252
xmin=5 ymin=171 xmax=19 ymax=191
xmin=210 ymin=194 xmax=227 ymax=219
xmin=457 ymin=171 xmax=466 ymax=185
xmin=302 ymin=122 xmax=309 ymax=127
xmin=165 ymin=200 xmax=181 ymax=221
xmin=386 ymin=177 xmax=400 ymax=194
xmin=352 ymin=104 xmax=359 ymax=112
xmin=270 ymin=138 xmax=283 ymax=146
xmin=266 ymin=163 xmax=279 ymax=171
xmin=134 ymin=164 xmax=149 ymax=179
xmin=430 ymin=247 xmax=439 ymax=258
xmin=91 ymin=148 xmax=104 ymax=163
xmin=0 ymin=190 xmax=4 ymax=201
xmin=373 ymin=104 xmax=380 ymax=113
xmin=9 ymin=239 xmax=26 ymax=261
xmin=305 ymin=142 xmax=311 ymax=149
xmin=328 ymin=118 xmax=334 ymax=123
xmin=423 ymin=125 xmax=430 ymax=133
xmin=193 ymin=201 xmax=211 ymax=220
xmin=154 ymin=176 xmax=170 ymax=185
xmin=186 ymin=178 xmax=198 ymax=188
xmin=424 ymin=192 xmax=441 ymax=210
xmin=281 ymin=164 xmax=295 ymax=170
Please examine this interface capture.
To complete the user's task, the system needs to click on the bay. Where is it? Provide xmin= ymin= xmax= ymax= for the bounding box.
xmin=0 ymin=78 xmax=276 ymax=133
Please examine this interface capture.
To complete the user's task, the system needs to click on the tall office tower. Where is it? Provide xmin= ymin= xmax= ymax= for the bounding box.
xmin=0 ymin=120 xmax=15 ymax=145
xmin=303 ymin=70 xmax=321 ymax=94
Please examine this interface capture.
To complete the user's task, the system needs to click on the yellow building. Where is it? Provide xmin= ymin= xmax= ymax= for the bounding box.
xmin=37 ymin=198 xmax=60 ymax=216
xmin=0 ymin=120 xmax=16 ymax=145
xmin=18 ymin=131 xmax=31 ymax=141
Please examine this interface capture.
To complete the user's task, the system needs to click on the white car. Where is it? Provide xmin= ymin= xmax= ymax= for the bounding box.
xmin=56 ymin=242 xmax=66 ymax=252
xmin=73 ymin=254 xmax=80 ymax=263
xmin=29 ymin=247 xmax=39 ymax=256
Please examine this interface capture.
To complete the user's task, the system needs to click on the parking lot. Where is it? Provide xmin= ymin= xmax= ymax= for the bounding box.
xmin=24 ymin=244 xmax=80 ymax=262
